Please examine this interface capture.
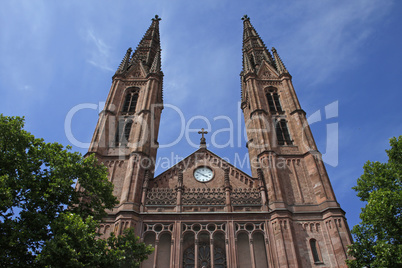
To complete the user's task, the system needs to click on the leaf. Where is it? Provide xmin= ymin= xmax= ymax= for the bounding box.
xmin=348 ymin=136 xmax=402 ymax=268
xmin=0 ymin=115 xmax=150 ymax=267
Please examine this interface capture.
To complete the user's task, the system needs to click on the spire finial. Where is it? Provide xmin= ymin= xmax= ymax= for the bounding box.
xmin=149 ymin=48 xmax=162 ymax=73
xmin=127 ymin=15 xmax=162 ymax=75
xmin=152 ymin=15 xmax=161 ymax=21
xmin=272 ymin=47 xmax=288 ymax=75
xmin=241 ymin=14 xmax=275 ymax=73
xmin=198 ymin=128 xmax=208 ymax=149
xmin=115 ymin=47 xmax=133 ymax=75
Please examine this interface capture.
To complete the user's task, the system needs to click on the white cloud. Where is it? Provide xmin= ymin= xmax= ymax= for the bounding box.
xmin=0 ymin=1 xmax=54 ymax=110
xmin=85 ymin=28 xmax=114 ymax=72
xmin=273 ymin=0 xmax=393 ymax=86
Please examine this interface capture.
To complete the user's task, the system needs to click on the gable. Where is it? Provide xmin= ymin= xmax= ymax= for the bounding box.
xmin=257 ymin=60 xmax=279 ymax=79
xmin=127 ymin=61 xmax=147 ymax=78
xmin=151 ymin=149 xmax=256 ymax=190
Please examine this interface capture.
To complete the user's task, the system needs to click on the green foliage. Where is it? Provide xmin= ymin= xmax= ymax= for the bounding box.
xmin=36 ymin=213 xmax=105 ymax=267
xmin=106 ymin=228 xmax=154 ymax=267
xmin=37 ymin=213 xmax=153 ymax=268
xmin=347 ymin=136 xmax=402 ymax=268
xmin=0 ymin=114 xmax=153 ymax=267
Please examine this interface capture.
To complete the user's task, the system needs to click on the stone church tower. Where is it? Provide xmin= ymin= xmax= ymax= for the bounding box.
xmin=88 ymin=15 xmax=352 ymax=267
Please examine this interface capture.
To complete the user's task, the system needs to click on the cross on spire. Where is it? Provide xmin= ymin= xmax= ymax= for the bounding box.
xmin=241 ymin=14 xmax=250 ymax=21
xmin=198 ymin=128 xmax=208 ymax=149
xmin=152 ymin=15 xmax=161 ymax=21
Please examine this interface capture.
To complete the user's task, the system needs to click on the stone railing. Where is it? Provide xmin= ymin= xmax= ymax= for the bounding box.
xmin=145 ymin=188 xmax=177 ymax=206
xmin=231 ymin=188 xmax=261 ymax=206
xmin=144 ymin=187 xmax=263 ymax=211
xmin=182 ymin=188 xmax=226 ymax=206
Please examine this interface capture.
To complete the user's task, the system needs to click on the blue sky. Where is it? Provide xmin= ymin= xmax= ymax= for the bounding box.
xmin=1 ymin=0 xmax=401 ymax=230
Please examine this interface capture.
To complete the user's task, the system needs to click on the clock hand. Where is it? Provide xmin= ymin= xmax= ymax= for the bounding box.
xmin=195 ymin=171 xmax=206 ymax=177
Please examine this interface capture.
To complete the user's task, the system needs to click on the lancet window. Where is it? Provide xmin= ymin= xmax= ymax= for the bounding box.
xmin=122 ymin=87 xmax=139 ymax=114
xmin=115 ymin=118 xmax=133 ymax=146
xmin=141 ymin=223 xmax=173 ymax=268
xmin=141 ymin=222 xmax=271 ymax=267
xmin=310 ymin=239 xmax=323 ymax=263
xmin=265 ymin=87 xmax=282 ymax=113
xmin=114 ymin=87 xmax=139 ymax=147
xmin=235 ymin=222 xmax=269 ymax=268
xmin=182 ymin=223 xmax=227 ymax=268
xmin=275 ymin=119 xmax=292 ymax=145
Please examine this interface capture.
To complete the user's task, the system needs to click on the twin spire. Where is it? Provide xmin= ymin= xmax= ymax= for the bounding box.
xmin=241 ymin=15 xmax=288 ymax=76
xmin=115 ymin=15 xmax=288 ymax=77
xmin=115 ymin=15 xmax=162 ymax=76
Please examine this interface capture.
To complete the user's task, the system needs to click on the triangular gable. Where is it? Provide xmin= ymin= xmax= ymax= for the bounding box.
xmin=127 ymin=61 xmax=147 ymax=78
xmin=151 ymin=148 xmax=256 ymax=190
xmin=257 ymin=60 xmax=279 ymax=79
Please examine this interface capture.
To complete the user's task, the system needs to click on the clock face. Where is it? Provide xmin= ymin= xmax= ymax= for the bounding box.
xmin=194 ymin=166 xmax=214 ymax=182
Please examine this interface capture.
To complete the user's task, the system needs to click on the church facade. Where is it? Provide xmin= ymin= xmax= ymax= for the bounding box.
xmin=83 ymin=15 xmax=352 ymax=267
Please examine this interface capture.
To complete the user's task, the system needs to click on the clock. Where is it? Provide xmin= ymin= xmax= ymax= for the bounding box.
xmin=194 ymin=166 xmax=214 ymax=182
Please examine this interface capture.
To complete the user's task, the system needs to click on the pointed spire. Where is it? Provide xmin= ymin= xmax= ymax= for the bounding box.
xmin=243 ymin=51 xmax=254 ymax=73
xmin=149 ymin=48 xmax=162 ymax=74
xmin=241 ymin=15 xmax=274 ymax=73
xmin=128 ymin=15 xmax=162 ymax=75
xmin=115 ymin=47 xmax=132 ymax=75
xmin=272 ymin=47 xmax=288 ymax=75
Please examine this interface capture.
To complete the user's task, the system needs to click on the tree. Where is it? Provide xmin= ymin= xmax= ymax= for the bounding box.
xmin=0 ymin=115 xmax=153 ymax=267
xmin=37 ymin=213 xmax=153 ymax=267
xmin=347 ymin=136 xmax=402 ymax=268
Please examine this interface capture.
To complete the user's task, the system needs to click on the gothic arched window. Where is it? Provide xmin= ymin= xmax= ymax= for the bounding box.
xmin=123 ymin=120 xmax=133 ymax=142
xmin=266 ymin=88 xmax=282 ymax=113
xmin=310 ymin=239 xmax=322 ymax=263
xmin=182 ymin=228 xmax=227 ymax=268
xmin=275 ymin=119 xmax=292 ymax=145
xmin=142 ymin=233 xmax=156 ymax=268
xmin=253 ymin=232 xmax=269 ymax=268
xmin=237 ymin=232 xmax=252 ymax=267
xmin=115 ymin=118 xmax=133 ymax=146
xmin=122 ymin=89 xmax=139 ymax=114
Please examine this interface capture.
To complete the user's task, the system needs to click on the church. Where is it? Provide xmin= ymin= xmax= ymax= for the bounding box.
xmin=82 ymin=15 xmax=352 ymax=267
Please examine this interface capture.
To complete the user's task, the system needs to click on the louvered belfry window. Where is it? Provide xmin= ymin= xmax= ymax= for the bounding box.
xmin=115 ymin=88 xmax=139 ymax=147
xmin=266 ymin=92 xmax=282 ymax=113
xmin=115 ymin=119 xmax=133 ymax=146
xmin=275 ymin=119 xmax=292 ymax=145
xmin=122 ymin=92 xmax=138 ymax=114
